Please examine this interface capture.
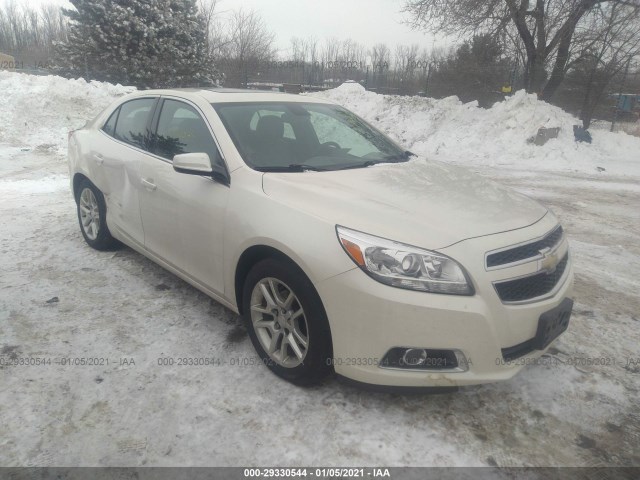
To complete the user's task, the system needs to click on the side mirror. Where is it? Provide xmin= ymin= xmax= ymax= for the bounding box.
xmin=173 ymin=153 xmax=213 ymax=175
xmin=173 ymin=152 xmax=230 ymax=186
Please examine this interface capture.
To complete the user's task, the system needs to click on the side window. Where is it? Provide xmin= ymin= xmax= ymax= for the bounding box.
xmin=113 ymin=98 xmax=155 ymax=150
xmin=153 ymin=99 xmax=221 ymax=164
xmin=102 ymin=108 xmax=119 ymax=137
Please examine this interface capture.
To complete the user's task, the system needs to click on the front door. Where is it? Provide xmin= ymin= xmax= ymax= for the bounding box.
xmin=138 ymin=98 xmax=229 ymax=295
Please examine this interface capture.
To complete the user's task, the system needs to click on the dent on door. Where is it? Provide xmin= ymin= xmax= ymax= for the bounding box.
xmin=97 ymin=140 xmax=146 ymax=246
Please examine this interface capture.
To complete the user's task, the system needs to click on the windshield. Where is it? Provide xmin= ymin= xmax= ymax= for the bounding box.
xmin=213 ymin=102 xmax=408 ymax=172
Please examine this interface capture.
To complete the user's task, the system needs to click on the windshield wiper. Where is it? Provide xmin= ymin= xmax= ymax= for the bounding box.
xmin=334 ymin=160 xmax=383 ymax=170
xmin=289 ymin=164 xmax=328 ymax=172
xmin=254 ymin=164 xmax=328 ymax=172
xmin=383 ymin=150 xmax=415 ymax=162
xmin=254 ymin=152 xmax=416 ymax=173
xmin=335 ymin=152 xmax=415 ymax=171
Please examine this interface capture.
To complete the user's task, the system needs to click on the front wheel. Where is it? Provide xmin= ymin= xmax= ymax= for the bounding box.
xmin=242 ymin=258 xmax=333 ymax=385
xmin=76 ymin=179 xmax=119 ymax=251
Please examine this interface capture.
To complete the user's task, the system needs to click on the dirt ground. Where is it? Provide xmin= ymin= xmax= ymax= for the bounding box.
xmin=1 ymin=147 xmax=639 ymax=467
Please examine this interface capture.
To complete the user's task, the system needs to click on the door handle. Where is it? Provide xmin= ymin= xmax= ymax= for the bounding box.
xmin=93 ymin=153 xmax=104 ymax=165
xmin=141 ymin=178 xmax=157 ymax=191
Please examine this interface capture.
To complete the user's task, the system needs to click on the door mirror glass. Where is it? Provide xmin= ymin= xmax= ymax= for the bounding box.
xmin=173 ymin=153 xmax=213 ymax=175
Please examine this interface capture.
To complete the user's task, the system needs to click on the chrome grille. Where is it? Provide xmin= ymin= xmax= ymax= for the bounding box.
xmin=486 ymin=226 xmax=564 ymax=268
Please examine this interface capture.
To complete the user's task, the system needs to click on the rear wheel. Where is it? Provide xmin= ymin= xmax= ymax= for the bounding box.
xmin=242 ymin=258 xmax=332 ymax=385
xmin=76 ymin=179 xmax=119 ymax=251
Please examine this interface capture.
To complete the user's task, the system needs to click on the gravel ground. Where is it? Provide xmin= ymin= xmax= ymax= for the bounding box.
xmin=1 ymin=146 xmax=639 ymax=467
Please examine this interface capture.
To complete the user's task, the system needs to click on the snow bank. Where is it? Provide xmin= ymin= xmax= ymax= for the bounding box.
xmin=2 ymin=72 xmax=638 ymax=176
xmin=0 ymin=71 xmax=135 ymax=154
xmin=310 ymin=82 xmax=640 ymax=176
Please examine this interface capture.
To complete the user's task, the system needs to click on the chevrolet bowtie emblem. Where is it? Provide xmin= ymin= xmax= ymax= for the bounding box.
xmin=539 ymin=247 xmax=559 ymax=274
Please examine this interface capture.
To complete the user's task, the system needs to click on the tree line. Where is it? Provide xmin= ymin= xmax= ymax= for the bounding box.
xmin=0 ymin=0 xmax=638 ymax=127
xmin=0 ymin=1 xmax=67 ymax=56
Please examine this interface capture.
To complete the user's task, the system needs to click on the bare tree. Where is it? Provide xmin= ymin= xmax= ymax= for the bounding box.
xmin=0 ymin=2 xmax=67 ymax=60
xmin=396 ymin=43 xmax=421 ymax=78
xmin=322 ymin=36 xmax=340 ymax=66
xmin=198 ymin=0 xmax=230 ymax=58
xmin=403 ymin=0 xmax=640 ymax=100
xmin=289 ymin=36 xmax=320 ymax=84
xmin=571 ymin=3 xmax=640 ymax=126
xmin=40 ymin=5 xmax=67 ymax=48
xmin=340 ymin=38 xmax=366 ymax=65
xmin=370 ymin=43 xmax=391 ymax=71
xmin=221 ymin=8 xmax=276 ymax=86
xmin=368 ymin=43 xmax=392 ymax=89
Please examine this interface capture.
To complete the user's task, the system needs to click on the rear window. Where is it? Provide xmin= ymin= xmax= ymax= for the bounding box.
xmin=113 ymin=98 xmax=155 ymax=150
xmin=102 ymin=109 xmax=119 ymax=137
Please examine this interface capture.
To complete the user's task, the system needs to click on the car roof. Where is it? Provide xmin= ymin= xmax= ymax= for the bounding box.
xmin=125 ymin=87 xmax=334 ymax=104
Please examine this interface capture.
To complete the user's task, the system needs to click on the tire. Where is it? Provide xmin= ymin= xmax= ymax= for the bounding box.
xmin=242 ymin=258 xmax=333 ymax=386
xmin=75 ymin=179 xmax=119 ymax=251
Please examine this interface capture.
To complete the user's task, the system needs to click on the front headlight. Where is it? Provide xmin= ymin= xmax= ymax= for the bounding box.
xmin=336 ymin=226 xmax=474 ymax=295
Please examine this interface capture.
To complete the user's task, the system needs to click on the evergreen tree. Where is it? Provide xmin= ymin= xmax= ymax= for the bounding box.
xmin=53 ymin=0 xmax=220 ymax=88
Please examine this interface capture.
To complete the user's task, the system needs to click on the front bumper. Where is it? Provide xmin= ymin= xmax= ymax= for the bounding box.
xmin=315 ymin=219 xmax=574 ymax=388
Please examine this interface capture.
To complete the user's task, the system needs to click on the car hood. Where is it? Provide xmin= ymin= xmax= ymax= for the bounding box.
xmin=261 ymin=158 xmax=548 ymax=249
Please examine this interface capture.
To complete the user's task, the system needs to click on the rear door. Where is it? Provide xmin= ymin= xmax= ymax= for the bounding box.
xmin=139 ymin=97 xmax=230 ymax=294
xmin=94 ymin=97 xmax=158 ymax=247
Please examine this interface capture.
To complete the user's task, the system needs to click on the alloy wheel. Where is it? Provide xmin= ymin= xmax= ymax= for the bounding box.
xmin=79 ymin=187 xmax=100 ymax=240
xmin=250 ymin=277 xmax=309 ymax=368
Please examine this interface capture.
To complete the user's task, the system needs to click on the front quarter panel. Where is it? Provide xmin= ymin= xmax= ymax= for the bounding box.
xmin=223 ymin=168 xmax=357 ymax=306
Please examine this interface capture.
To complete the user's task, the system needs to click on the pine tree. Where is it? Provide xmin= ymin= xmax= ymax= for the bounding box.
xmin=53 ymin=0 xmax=220 ymax=88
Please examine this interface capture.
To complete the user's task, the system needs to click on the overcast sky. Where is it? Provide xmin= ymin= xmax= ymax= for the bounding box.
xmin=19 ymin=0 xmax=445 ymax=54
xmin=220 ymin=0 xmax=439 ymax=53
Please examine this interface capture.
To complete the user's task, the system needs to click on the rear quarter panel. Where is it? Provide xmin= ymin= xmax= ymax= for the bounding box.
xmin=69 ymin=129 xmax=110 ymax=195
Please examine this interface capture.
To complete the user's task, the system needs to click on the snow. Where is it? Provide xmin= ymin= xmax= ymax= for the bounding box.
xmin=570 ymin=239 xmax=640 ymax=294
xmin=0 ymin=71 xmax=135 ymax=154
xmin=310 ymin=83 xmax=640 ymax=177
xmin=1 ymin=72 xmax=639 ymax=467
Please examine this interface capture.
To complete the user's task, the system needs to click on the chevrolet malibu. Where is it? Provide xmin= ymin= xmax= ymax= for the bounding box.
xmin=68 ymin=88 xmax=574 ymax=390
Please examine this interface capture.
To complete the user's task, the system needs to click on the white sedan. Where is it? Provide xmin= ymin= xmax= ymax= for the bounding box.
xmin=68 ymin=88 xmax=574 ymax=390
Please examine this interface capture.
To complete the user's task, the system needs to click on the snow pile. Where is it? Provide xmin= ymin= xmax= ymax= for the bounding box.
xmin=0 ymin=71 xmax=135 ymax=154
xmin=1 ymin=72 xmax=638 ymax=176
xmin=311 ymin=82 xmax=640 ymax=176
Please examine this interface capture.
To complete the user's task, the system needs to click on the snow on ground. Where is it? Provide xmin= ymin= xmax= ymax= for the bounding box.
xmin=1 ymin=72 xmax=639 ymax=467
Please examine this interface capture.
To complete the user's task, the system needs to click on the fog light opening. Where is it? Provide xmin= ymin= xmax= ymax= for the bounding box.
xmin=380 ymin=347 xmax=467 ymax=371
xmin=402 ymin=348 xmax=428 ymax=366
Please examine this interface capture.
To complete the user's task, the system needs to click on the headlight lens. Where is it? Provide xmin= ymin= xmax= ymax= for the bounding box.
xmin=336 ymin=226 xmax=474 ymax=295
